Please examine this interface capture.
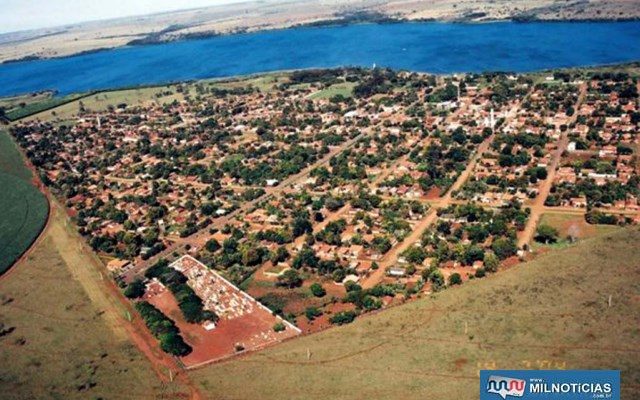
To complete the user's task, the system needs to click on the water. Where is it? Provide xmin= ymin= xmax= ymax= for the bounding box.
xmin=1 ymin=21 xmax=640 ymax=96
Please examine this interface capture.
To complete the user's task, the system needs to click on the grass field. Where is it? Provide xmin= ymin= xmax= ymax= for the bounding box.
xmin=191 ymin=227 xmax=640 ymax=400
xmin=307 ymin=82 xmax=356 ymax=100
xmin=532 ymin=212 xmax=621 ymax=251
xmin=0 ymin=227 xmax=185 ymax=398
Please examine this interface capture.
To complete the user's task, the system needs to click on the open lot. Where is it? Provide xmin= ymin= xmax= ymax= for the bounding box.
xmin=539 ymin=212 xmax=621 ymax=240
xmin=191 ymin=228 xmax=640 ymax=399
xmin=0 ymin=231 xmax=186 ymax=398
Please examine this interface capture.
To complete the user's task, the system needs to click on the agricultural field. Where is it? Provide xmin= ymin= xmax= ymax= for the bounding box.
xmin=0 ymin=129 xmax=48 ymax=275
xmin=0 ymin=130 xmax=32 ymax=180
xmin=0 ymin=173 xmax=48 ymax=274
xmin=3 ymin=93 xmax=87 ymax=122
xmin=191 ymin=227 xmax=640 ymax=400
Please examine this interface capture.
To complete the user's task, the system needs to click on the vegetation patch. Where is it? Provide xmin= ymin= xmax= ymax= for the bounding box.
xmin=0 ymin=172 xmax=48 ymax=274
xmin=0 ymin=130 xmax=32 ymax=180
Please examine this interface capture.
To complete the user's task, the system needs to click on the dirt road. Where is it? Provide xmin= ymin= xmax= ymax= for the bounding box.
xmin=129 ymin=130 xmax=371 ymax=281
xmin=518 ymin=83 xmax=587 ymax=248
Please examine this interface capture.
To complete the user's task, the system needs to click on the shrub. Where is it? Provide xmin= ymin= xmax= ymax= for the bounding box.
xmin=309 ymin=283 xmax=326 ymax=297
xmin=277 ymin=269 xmax=303 ymax=288
xmin=329 ymin=310 xmax=357 ymax=325
xmin=124 ymin=279 xmax=146 ymax=299
xmin=448 ymin=273 xmax=462 ymax=285
xmin=305 ymin=307 xmax=323 ymax=321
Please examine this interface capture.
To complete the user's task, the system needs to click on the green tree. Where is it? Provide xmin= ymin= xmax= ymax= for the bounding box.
xmin=124 ymin=279 xmax=146 ymax=299
xmin=305 ymin=306 xmax=323 ymax=321
xmin=309 ymin=283 xmax=326 ymax=297
xmin=205 ymin=238 xmax=221 ymax=252
xmin=491 ymin=237 xmax=517 ymax=260
xmin=277 ymin=269 xmax=303 ymax=288
xmin=448 ymin=273 xmax=462 ymax=285
xmin=329 ymin=310 xmax=357 ymax=325
xmin=483 ymin=253 xmax=500 ymax=273
xmin=429 ymin=270 xmax=445 ymax=292
xmin=535 ymin=224 xmax=559 ymax=244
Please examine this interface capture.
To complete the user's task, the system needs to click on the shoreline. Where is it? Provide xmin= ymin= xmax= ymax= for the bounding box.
xmin=2 ymin=61 xmax=640 ymax=108
xmin=3 ymin=17 xmax=640 ymax=65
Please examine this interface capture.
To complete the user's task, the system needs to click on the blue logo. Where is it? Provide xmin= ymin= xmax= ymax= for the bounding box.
xmin=480 ymin=370 xmax=620 ymax=400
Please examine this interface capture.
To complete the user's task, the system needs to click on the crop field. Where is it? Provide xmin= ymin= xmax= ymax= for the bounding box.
xmin=0 ymin=129 xmax=47 ymax=275
xmin=191 ymin=228 xmax=640 ymax=400
xmin=0 ymin=173 xmax=48 ymax=274
xmin=4 ymin=93 xmax=87 ymax=121
xmin=0 ymin=130 xmax=32 ymax=181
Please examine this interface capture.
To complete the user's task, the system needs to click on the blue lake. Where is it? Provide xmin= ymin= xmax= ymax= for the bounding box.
xmin=1 ymin=21 xmax=640 ymax=96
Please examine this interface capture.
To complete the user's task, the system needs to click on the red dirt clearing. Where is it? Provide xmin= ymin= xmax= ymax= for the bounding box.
xmin=145 ymin=256 xmax=300 ymax=369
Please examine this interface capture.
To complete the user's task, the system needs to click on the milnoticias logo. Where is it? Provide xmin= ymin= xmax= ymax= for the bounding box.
xmin=486 ymin=375 xmax=526 ymax=399
xmin=480 ymin=370 xmax=620 ymax=400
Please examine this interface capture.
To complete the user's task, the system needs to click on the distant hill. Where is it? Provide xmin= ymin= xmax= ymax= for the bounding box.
xmin=191 ymin=227 xmax=640 ymax=399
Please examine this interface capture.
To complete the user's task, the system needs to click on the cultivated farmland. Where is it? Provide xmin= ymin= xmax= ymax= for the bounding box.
xmin=0 ymin=172 xmax=48 ymax=274
xmin=191 ymin=228 xmax=640 ymax=400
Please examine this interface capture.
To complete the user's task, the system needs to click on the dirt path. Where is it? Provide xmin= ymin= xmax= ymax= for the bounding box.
xmin=518 ymin=83 xmax=587 ymax=248
xmin=45 ymin=199 xmax=204 ymax=399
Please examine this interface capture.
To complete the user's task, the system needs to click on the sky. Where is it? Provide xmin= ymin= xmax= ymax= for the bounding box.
xmin=0 ymin=0 xmax=251 ymax=34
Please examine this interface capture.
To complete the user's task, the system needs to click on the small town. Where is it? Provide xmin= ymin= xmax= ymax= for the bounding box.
xmin=8 ymin=67 xmax=639 ymax=367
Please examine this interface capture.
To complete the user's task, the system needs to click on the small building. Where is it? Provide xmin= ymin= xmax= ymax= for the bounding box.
xmin=107 ymin=258 xmax=130 ymax=273
xmin=387 ymin=267 xmax=406 ymax=277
